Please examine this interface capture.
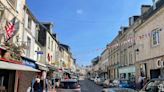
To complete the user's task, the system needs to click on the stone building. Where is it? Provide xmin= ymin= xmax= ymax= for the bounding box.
xmin=99 ymin=46 xmax=109 ymax=79
xmin=0 ymin=1 xmax=39 ymax=92
xmin=135 ymin=0 xmax=164 ymax=80
xmin=108 ymin=35 xmax=120 ymax=80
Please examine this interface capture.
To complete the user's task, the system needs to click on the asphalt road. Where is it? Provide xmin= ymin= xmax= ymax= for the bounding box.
xmin=56 ymin=78 xmax=103 ymax=92
xmin=80 ymin=79 xmax=103 ymax=92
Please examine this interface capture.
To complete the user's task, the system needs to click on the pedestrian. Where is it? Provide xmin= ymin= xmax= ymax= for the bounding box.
xmin=138 ymin=75 xmax=145 ymax=89
xmin=33 ymin=76 xmax=42 ymax=92
xmin=51 ymin=77 xmax=55 ymax=89
xmin=45 ymin=78 xmax=49 ymax=92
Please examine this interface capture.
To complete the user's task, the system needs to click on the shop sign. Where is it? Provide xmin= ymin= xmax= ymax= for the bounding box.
xmin=156 ymin=58 xmax=164 ymax=68
xmin=35 ymin=51 xmax=43 ymax=54
xmin=22 ymin=59 xmax=36 ymax=68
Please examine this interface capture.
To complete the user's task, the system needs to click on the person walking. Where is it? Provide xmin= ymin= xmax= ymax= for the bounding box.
xmin=33 ymin=77 xmax=42 ymax=92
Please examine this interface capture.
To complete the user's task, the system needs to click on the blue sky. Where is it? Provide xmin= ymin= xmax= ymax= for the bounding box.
xmin=27 ymin=0 xmax=152 ymax=66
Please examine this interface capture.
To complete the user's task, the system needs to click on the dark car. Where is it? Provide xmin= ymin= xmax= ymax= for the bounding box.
xmin=102 ymin=88 xmax=138 ymax=92
xmin=139 ymin=78 xmax=164 ymax=92
xmin=58 ymin=79 xmax=81 ymax=92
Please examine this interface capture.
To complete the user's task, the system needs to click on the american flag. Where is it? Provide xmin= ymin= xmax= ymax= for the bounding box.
xmin=5 ymin=17 xmax=16 ymax=41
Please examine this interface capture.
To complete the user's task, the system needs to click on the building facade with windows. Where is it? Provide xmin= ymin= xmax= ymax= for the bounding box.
xmin=99 ymin=47 xmax=109 ymax=80
xmin=38 ymin=22 xmax=59 ymax=66
xmin=0 ymin=1 xmax=40 ymax=92
xmin=23 ymin=5 xmax=39 ymax=60
xmin=108 ymin=35 xmax=120 ymax=80
xmin=134 ymin=0 xmax=164 ymax=81
xmin=118 ymin=21 xmax=138 ymax=80
xmin=59 ymin=44 xmax=73 ymax=70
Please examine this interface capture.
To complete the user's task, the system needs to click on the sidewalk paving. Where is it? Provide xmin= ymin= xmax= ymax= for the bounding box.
xmin=49 ymin=88 xmax=56 ymax=92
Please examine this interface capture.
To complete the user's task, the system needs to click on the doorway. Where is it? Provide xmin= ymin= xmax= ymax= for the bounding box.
xmin=150 ymin=69 xmax=160 ymax=79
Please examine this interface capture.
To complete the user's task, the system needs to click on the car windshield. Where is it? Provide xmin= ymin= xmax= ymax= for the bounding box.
xmin=60 ymin=80 xmax=78 ymax=89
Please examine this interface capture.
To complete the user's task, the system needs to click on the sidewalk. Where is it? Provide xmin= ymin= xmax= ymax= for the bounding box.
xmin=49 ymin=88 xmax=56 ymax=92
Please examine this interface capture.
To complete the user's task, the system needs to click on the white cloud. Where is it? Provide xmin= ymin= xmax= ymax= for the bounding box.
xmin=76 ymin=9 xmax=83 ymax=15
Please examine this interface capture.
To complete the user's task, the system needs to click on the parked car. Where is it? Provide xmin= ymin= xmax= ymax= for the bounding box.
xmin=103 ymin=79 xmax=114 ymax=88
xmin=112 ymin=79 xmax=120 ymax=87
xmin=97 ymin=78 xmax=105 ymax=86
xmin=118 ymin=79 xmax=136 ymax=89
xmin=58 ymin=79 xmax=81 ymax=92
xmin=90 ymin=77 xmax=95 ymax=81
xmin=102 ymin=88 xmax=138 ymax=92
xmin=111 ymin=79 xmax=135 ymax=89
xmin=139 ymin=78 xmax=164 ymax=92
xmin=94 ymin=77 xmax=100 ymax=83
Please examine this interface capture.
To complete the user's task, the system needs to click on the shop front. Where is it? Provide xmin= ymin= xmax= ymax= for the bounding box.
xmin=0 ymin=47 xmax=39 ymax=92
xmin=136 ymin=56 xmax=164 ymax=80
xmin=0 ymin=69 xmax=15 ymax=92
xmin=108 ymin=67 xmax=115 ymax=80
xmin=0 ymin=59 xmax=39 ymax=92
xmin=119 ymin=65 xmax=135 ymax=80
xmin=17 ymin=56 xmax=40 ymax=92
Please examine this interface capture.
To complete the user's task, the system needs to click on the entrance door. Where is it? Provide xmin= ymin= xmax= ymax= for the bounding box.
xmin=150 ymin=69 xmax=160 ymax=79
xmin=0 ymin=70 xmax=15 ymax=92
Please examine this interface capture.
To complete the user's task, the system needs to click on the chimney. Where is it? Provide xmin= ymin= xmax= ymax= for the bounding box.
xmin=129 ymin=16 xmax=140 ymax=26
xmin=118 ymin=31 xmax=122 ymax=35
xmin=141 ymin=5 xmax=151 ymax=15
xmin=152 ymin=0 xmax=160 ymax=10
xmin=121 ymin=26 xmax=128 ymax=33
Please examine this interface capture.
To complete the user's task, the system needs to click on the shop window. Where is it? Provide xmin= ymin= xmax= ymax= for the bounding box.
xmin=140 ymin=63 xmax=147 ymax=77
xmin=0 ymin=70 xmax=15 ymax=92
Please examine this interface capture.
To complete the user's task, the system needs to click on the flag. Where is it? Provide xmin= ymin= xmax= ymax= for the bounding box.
xmin=5 ymin=17 xmax=16 ymax=41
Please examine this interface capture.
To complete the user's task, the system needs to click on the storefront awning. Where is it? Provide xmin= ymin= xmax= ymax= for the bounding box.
xmin=46 ymin=64 xmax=56 ymax=71
xmin=36 ymin=62 xmax=49 ymax=71
xmin=0 ymin=61 xmax=40 ymax=72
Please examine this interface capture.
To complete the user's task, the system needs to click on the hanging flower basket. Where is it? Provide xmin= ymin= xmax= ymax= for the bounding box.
xmin=2 ymin=42 xmax=24 ymax=61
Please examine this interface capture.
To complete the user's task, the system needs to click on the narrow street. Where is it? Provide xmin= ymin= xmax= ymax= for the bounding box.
xmin=79 ymin=79 xmax=103 ymax=92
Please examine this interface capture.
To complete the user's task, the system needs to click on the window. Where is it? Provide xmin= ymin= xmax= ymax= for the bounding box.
xmin=7 ymin=0 xmax=17 ymax=8
xmin=51 ymin=40 xmax=53 ymax=51
xmin=26 ymin=37 xmax=31 ymax=57
xmin=35 ymin=30 xmax=38 ymax=41
xmin=129 ymin=52 xmax=133 ymax=65
xmin=28 ymin=16 xmax=32 ymax=29
xmin=37 ymin=47 xmax=39 ymax=61
xmin=48 ymin=37 xmax=50 ymax=49
xmin=152 ymin=28 xmax=160 ymax=46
